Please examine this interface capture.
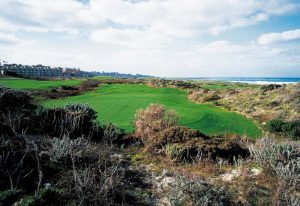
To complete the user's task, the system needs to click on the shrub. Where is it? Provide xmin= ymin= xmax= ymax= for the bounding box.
xmin=0 ymin=135 xmax=45 ymax=193
xmin=60 ymin=85 xmax=78 ymax=90
xmin=147 ymin=126 xmax=248 ymax=162
xmin=36 ymin=103 xmax=101 ymax=139
xmin=266 ymin=119 xmax=286 ymax=132
xmin=134 ymin=104 xmax=178 ymax=142
xmin=147 ymin=126 xmax=207 ymax=152
xmin=164 ymin=174 xmax=232 ymax=206
xmin=267 ymin=119 xmax=300 ymax=140
xmin=249 ymin=137 xmax=300 ymax=205
xmin=0 ymin=134 xmax=127 ymax=205
xmin=65 ymin=102 xmax=97 ymax=120
xmin=260 ymin=84 xmax=282 ymax=92
xmin=102 ymin=123 xmax=125 ymax=145
xmin=163 ymin=137 xmax=249 ymax=162
xmin=80 ymin=79 xmax=101 ymax=89
xmin=48 ymin=136 xmax=94 ymax=163
xmin=0 ymin=87 xmax=36 ymax=116
xmin=249 ymin=137 xmax=300 ymax=176
xmin=52 ymin=137 xmax=126 ymax=205
xmin=0 ymin=87 xmax=36 ymax=133
xmin=203 ymin=93 xmax=221 ymax=102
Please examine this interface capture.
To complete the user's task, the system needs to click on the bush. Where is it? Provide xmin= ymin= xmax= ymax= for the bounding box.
xmin=51 ymin=137 xmax=126 ymax=205
xmin=249 ymin=137 xmax=300 ymax=176
xmin=65 ymin=102 xmax=97 ymax=120
xmin=147 ymin=126 xmax=249 ymax=162
xmin=0 ymin=135 xmax=45 ymax=193
xmin=0 ymin=133 xmax=128 ymax=205
xmin=267 ymin=119 xmax=300 ymax=140
xmin=80 ymin=79 xmax=101 ymax=89
xmin=260 ymin=84 xmax=282 ymax=92
xmin=249 ymin=137 xmax=300 ymax=205
xmin=266 ymin=119 xmax=286 ymax=132
xmin=145 ymin=126 xmax=249 ymax=162
xmin=0 ymin=87 xmax=36 ymax=133
xmin=203 ymin=93 xmax=221 ymax=102
xmin=0 ymin=87 xmax=36 ymax=115
xmin=147 ymin=126 xmax=207 ymax=151
xmin=102 ymin=123 xmax=125 ymax=145
xmin=164 ymin=174 xmax=232 ymax=206
xmin=36 ymin=103 xmax=102 ymax=139
xmin=60 ymin=85 xmax=79 ymax=90
xmin=48 ymin=136 xmax=94 ymax=164
xmin=134 ymin=104 xmax=178 ymax=142
xmin=163 ymin=137 xmax=249 ymax=162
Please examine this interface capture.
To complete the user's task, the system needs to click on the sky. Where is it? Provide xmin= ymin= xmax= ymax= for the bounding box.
xmin=0 ymin=0 xmax=300 ymax=77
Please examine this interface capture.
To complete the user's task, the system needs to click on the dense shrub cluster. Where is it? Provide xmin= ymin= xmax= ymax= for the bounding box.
xmin=156 ymin=126 xmax=249 ymax=162
xmin=164 ymin=174 xmax=233 ymax=206
xmin=260 ymin=84 xmax=282 ymax=92
xmin=79 ymin=79 xmax=101 ymax=90
xmin=0 ymin=134 xmax=127 ymax=205
xmin=0 ymin=87 xmax=116 ymax=141
xmin=188 ymin=90 xmax=223 ymax=103
xmin=50 ymin=137 xmax=126 ymax=205
xmin=203 ymin=93 xmax=221 ymax=102
xmin=36 ymin=103 xmax=102 ymax=140
xmin=134 ymin=104 xmax=249 ymax=163
xmin=266 ymin=118 xmax=300 ymax=140
xmin=0 ymin=87 xmax=131 ymax=205
xmin=0 ymin=87 xmax=37 ymax=134
xmin=249 ymin=137 xmax=300 ymax=205
xmin=134 ymin=104 xmax=178 ymax=142
xmin=151 ymin=126 xmax=207 ymax=147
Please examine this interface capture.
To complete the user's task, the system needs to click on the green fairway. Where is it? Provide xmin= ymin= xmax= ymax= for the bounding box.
xmin=44 ymin=84 xmax=261 ymax=138
xmin=0 ymin=78 xmax=83 ymax=89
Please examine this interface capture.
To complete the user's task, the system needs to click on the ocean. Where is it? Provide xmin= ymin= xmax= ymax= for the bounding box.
xmin=174 ymin=77 xmax=300 ymax=85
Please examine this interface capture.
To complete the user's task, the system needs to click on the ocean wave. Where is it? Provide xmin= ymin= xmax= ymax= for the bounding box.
xmin=228 ymin=80 xmax=299 ymax=85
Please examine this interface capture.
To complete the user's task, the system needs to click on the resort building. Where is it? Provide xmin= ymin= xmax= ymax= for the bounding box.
xmin=0 ymin=61 xmax=91 ymax=78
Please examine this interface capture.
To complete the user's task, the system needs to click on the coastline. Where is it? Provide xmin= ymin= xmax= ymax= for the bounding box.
xmin=169 ymin=77 xmax=300 ymax=85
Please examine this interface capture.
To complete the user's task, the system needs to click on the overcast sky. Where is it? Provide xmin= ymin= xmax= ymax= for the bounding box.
xmin=0 ymin=0 xmax=300 ymax=77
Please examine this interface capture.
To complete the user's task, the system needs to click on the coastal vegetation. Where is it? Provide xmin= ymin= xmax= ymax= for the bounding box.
xmin=188 ymin=83 xmax=300 ymax=123
xmin=1 ymin=77 xmax=299 ymax=205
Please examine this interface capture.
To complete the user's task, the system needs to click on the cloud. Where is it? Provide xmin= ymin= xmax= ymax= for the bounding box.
xmin=0 ymin=0 xmax=300 ymax=77
xmin=1 ymin=36 xmax=299 ymax=77
xmin=257 ymin=29 xmax=300 ymax=45
xmin=90 ymin=28 xmax=172 ymax=49
xmin=0 ymin=0 xmax=299 ymax=37
xmin=0 ymin=32 xmax=20 ymax=45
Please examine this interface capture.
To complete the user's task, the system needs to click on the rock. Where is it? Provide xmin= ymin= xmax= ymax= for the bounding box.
xmin=250 ymin=168 xmax=262 ymax=176
xmin=221 ymin=169 xmax=241 ymax=182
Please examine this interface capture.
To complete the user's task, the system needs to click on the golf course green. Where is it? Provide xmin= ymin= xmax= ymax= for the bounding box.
xmin=45 ymin=84 xmax=261 ymax=138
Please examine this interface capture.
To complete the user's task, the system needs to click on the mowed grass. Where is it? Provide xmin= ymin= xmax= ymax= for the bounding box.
xmin=0 ymin=78 xmax=84 ymax=89
xmin=44 ymin=84 xmax=261 ymax=138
